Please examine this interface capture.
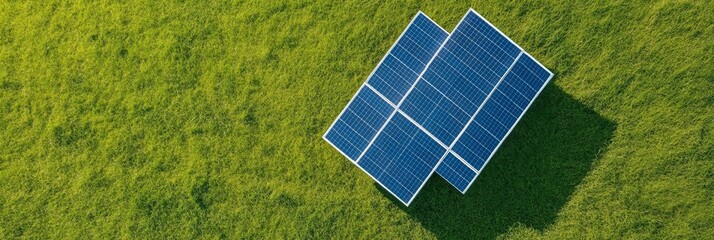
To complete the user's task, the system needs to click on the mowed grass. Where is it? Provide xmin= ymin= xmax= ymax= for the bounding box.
xmin=0 ymin=0 xmax=712 ymax=239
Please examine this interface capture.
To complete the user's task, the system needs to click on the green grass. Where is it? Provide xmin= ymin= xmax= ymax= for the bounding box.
xmin=0 ymin=0 xmax=712 ymax=239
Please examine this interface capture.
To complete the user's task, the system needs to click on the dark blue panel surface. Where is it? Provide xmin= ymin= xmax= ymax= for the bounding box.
xmin=436 ymin=153 xmax=476 ymax=192
xmin=367 ymin=13 xmax=448 ymax=104
xmin=324 ymin=87 xmax=394 ymax=160
xmin=399 ymin=80 xmax=470 ymax=144
xmin=401 ymin=10 xmax=521 ymax=147
xmin=453 ymin=53 xmax=552 ymax=171
xmin=358 ymin=113 xmax=446 ymax=204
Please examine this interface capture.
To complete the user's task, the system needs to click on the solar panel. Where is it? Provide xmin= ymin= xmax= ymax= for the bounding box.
xmin=324 ymin=12 xmax=449 ymax=205
xmin=436 ymin=11 xmax=554 ymax=193
xmin=324 ymin=9 xmax=553 ymax=205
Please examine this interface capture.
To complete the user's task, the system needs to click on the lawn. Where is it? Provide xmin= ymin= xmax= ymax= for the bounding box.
xmin=0 ymin=0 xmax=712 ymax=239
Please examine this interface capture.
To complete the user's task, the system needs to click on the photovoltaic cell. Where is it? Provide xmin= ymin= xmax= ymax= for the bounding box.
xmin=324 ymin=9 xmax=553 ymax=205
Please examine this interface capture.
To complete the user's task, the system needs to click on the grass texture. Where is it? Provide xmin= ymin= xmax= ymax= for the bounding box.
xmin=0 ymin=0 xmax=712 ymax=239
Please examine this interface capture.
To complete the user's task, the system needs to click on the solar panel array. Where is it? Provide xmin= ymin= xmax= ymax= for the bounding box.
xmin=324 ymin=9 xmax=554 ymax=206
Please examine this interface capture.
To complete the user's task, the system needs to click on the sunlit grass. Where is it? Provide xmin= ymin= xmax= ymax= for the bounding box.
xmin=0 ymin=0 xmax=711 ymax=238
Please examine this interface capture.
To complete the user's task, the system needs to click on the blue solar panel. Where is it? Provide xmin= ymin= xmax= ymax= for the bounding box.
xmin=324 ymin=9 xmax=553 ymax=205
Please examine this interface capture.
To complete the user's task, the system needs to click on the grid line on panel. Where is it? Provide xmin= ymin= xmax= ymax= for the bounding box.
xmin=424 ymin=65 xmax=486 ymax=108
xmin=452 ymin=25 xmax=512 ymax=70
xmin=499 ymin=73 xmax=535 ymax=102
xmin=467 ymin=10 xmax=518 ymax=47
xmin=438 ymin=152 xmax=480 ymax=192
xmin=432 ymin=43 xmax=501 ymax=97
xmin=438 ymin=45 xmax=497 ymax=87
xmin=370 ymin=124 xmax=420 ymax=190
xmin=335 ymin=117 xmax=371 ymax=142
xmin=433 ymin=50 xmax=498 ymax=96
xmin=486 ymin=92 xmax=520 ymax=119
xmin=369 ymin=74 xmax=405 ymax=104
xmin=436 ymin=51 xmax=524 ymax=174
xmin=373 ymin=55 xmax=418 ymax=99
xmin=419 ymin=77 xmax=472 ymax=118
xmin=392 ymin=44 xmax=429 ymax=67
xmin=448 ymin=151 xmax=477 ymax=173
xmin=401 ymin=35 xmax=441 ymax=65
xmin=397 ymin=110 xmax=448 ymax=148
xmin=439 ymin=161 xmax=471 ymax=189
xmin=508 ymin=70 xmax=539 ymax=93
xmin=471 ymin=121 xmax=500 ymax=146
xmin=408 ymin=82 xmax=471 ymax=135
xmin=403 ymin=80 xmax=470 ymax=125
xmin=424 ymin=54 xmax=490 ymax=109
xmin=327 ymin=124 xmax=363 ymax=158
xmin=387 ymin=53 xmax=421 ymax=76
xmin=480 ymin=107 xmax=511 ymax=130
xmin=427 ymin=40 xmax=499 ymax=86
xmin=364 ymin=83 xmax=398 ymax=108
xmin=423 ymin=55 xmax=491 ymax=109
xmin=494 ymin=89 xmax=526 ymax=112
xmin=343 ymin=101 xmax=388 ymax=132
xmin=517 ymin=54 xmax=550 ymax=79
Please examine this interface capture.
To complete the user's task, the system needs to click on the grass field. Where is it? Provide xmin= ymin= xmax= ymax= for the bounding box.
xmin=1 ymin=0 xmax=712 ymax=239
